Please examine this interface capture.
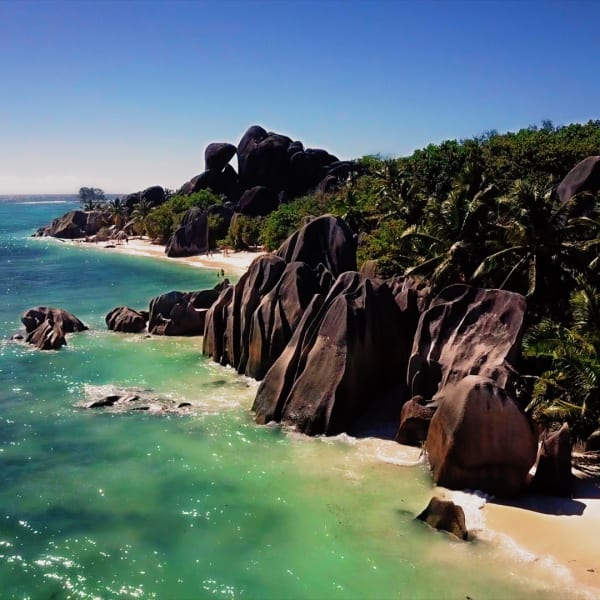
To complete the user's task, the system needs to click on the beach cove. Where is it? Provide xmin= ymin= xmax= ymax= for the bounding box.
xmin=0 ymin=196 xmax=598 ymax=598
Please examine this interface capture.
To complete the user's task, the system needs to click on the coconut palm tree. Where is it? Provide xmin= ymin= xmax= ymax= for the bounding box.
xmin=130 ymin=199 xmax=154 ymax=236
xmin=471 ymin=181 xmax=600 ymax=316
xmin=399 ymin=164 xmax=499 ymax=288
xmin=524 ymin=280 xmax=600 ymax=440
xmin=106 ymin=198 xmax=127 ymax=229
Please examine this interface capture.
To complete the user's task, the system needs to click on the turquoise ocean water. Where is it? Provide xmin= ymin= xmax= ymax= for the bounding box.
xmin=0 ymin=197 xmax=575 ymax=599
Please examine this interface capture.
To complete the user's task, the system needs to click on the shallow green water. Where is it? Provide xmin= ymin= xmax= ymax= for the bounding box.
xmin=0 ymin=197 xmax=575 ymax=598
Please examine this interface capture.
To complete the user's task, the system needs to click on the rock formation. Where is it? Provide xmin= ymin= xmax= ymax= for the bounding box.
xmin=148 ymin=281 xmax=228 ymax=336
xmin=531 ymin=423 xmax=573 ymax=497
xmin=165 ymin=205 xmax=232 ymax=258
xmin=276 ymin=214 xmax=357 ymax=277
xmin=557 ymin=156 xmax=600 ymax=203
xmin=105 ymin=307 xmax=149 ymax=333
xmin=416 ymin=497 xmax=468 ymax=540
xmin=21 ymin=306 xmax=87 ymax=350
xmin=252 ymin=271 xmax=409 ymax=435
xmin=425 ymin=375 xmax=537 ymax=496
xmin=34 ymin=210 xmax=109 ymax=239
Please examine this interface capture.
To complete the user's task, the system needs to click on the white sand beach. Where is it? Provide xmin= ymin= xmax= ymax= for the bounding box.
xmin=63 ymin=237 xmax=266 ymax=276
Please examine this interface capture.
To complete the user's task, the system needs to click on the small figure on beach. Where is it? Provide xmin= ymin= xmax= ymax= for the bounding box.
xmin=221 ymin=268 xmax=225 ymax=277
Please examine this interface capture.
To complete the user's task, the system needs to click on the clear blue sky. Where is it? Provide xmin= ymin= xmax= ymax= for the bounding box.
xmin=1 ymin=0 xmax=599 ymax=194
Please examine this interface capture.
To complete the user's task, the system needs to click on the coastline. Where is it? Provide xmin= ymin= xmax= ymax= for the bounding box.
xmin=38 ymin=232 xmax=600 ymax=596
xmin=50 ymin=236 xmax=266 ymax=276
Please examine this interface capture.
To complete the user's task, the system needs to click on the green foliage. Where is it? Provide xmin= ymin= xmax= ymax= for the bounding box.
xmin=260 ymin=195 xmax=331 ymax=251
xmin=144 ymin=190 xmax=223 ymax=241
xmin=523 ymin=282 xmax=600 ymax=440
xmin=78 ymin=187 xmax=105 ymax=210
xmin=222 ymin=215 xmax=264 ymax=251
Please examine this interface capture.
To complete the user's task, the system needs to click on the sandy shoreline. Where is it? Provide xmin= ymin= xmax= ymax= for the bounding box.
xmin=53 ymin=236 xmax=265 ymax=276
xmin=45 ymin=234 xmax=600 ymax=595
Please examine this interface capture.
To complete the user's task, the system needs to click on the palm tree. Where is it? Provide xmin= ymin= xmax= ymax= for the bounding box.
xmin=399 ymin=164 xmax=499 ymax=289
xmin=524 ymin=280 xmax=600 ymax=440
xmin=106 ymin=198 xmax=127 ymax=229
xmin=130 ymin=199 xmax=154 ymax=236
xmin=471 ymin=181 xmax=600 ymax=317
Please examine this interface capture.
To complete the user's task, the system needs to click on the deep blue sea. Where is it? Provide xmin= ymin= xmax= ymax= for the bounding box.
xmin=0 ymin=196 xmax=573 ymax=598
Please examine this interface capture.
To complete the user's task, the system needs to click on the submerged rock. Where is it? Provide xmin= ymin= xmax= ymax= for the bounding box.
xmin=416 ymin=497 xmax=468 ymax=540
xmin=81 ymin=387 xmax=193 ymax=415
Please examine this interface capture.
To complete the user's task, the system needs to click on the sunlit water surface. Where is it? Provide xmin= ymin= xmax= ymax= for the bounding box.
xmin=0 ymin=197 xmax=575 ymax=598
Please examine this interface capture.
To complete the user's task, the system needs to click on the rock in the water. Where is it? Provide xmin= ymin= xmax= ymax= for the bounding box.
xmin=275 ymin=214 xmax=357 ymax=277
xmin=425 ymin=375 xmax=537 ymax=496
xmin=82 ymin=387 xmax=191 ymax=415
xmin=557 ymin=156 xmax=600 ymax=203
xmin=25 ymin=319 xmax=67 ymax=350
xmin=245 ymin=261 xmax=321 ymax=380
xmin=205 ymin=142 xmax=237 ymax=171
xmin=531 ymin=423 xmax=573 ymax=497
xmin=253 ymin=271 xmax=409 ymax=436
xmin=408 ymin=285 xmax=526 ymax=400
xmin=22 ymin=306 xmax=88 ymax=334
xmin=105 ymin=307 xmax=148 ymax=333
xmin=416 ymin=497 xmax=468 ymax=540
xmin=395 ymin=395 xmax=437 ymax=445
xmin=38 ymin=210 xmax=88 ymax=238
xmin=148 ymin=282 xmax=225 ymax=336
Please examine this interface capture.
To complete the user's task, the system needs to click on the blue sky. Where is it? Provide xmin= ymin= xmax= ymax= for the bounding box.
xmin=1 ymin=0 xmax=599 ymax=194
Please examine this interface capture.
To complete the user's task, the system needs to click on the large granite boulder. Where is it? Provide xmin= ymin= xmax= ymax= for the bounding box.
xmin=276 ymin=214 xmax=357 ymax=277
xmin=38 ymin=210 xmax=88 ymax=238
xmin=205 ymin=142 xmax=237 ymax=171
xmin=123 ymin=186 xmax=166 ymax=211
xmin=408 ymin=285 xmax=526 ymax=401
xmin=166 ymin=207 xmax=208 ymax=257
xmin=416 ymin=497 xmax=468 ymax=540
xmin=25 ymin=319 xmax=67 ymax=350
xmin=237 ymin=126 xmax=292 ymax=192
xmin=148 ymin=282 xmax=226 ymax=336
xmin=425 ymin=375 xmax=537 ymax=496
xmin=165 ymin=205 xmax=233 ymax=257
xmin=22 ymin=307 xmax=88 ymax=334
xmin=531 ymin=423 xmax=573 ymax=497
xmin=105 ymin=307 xmax=148 ymax=333
xmin=557 ymin=156 xmax=600 ymax=203
xmin=203 ymin=284 xmax=234 ymax=365
xmin=395 ymin=395 xmax=437 ymax=445
xmin=21 ymin=306 xmax=87 ymax=351
xmin=224 ymin=255 xmax=287 ymax=374
xmin=245 ymin=261 xmax=321 ymax=380
xmin=238 ymin=186 xmax=278 ymax=216
xmin=253 ymin=272 xmax=410 ymax=436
